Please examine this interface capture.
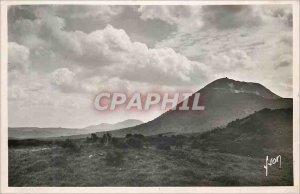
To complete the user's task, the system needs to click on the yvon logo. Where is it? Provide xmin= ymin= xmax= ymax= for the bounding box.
xmin=264 ymin=155 xmax=282 ymax=176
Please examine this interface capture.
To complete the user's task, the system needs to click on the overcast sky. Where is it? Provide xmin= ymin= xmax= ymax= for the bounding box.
xmin=7 ymin=4 xmax=293 ymax=128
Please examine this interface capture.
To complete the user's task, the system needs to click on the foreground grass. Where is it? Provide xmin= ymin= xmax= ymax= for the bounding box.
xmin=9 ymin=142 xmax=293 ymax=186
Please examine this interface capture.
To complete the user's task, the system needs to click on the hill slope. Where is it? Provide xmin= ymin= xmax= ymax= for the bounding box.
xmin=194 ymin=108 xmax=293 ymax=157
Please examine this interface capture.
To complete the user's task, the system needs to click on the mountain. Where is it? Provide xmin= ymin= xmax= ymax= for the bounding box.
xmin=108 ymin=78 xmax=292 ymax=137
xmin=8 ymin=119 xmax=143 ymax=139
xmin=194 ymin=108 xmax=293 ymax=157
xmin=8 ymin=127 xmax=85 ymax=139
xmin=84 ymin=123 xmax=112 ymax=130
xmin=84 ymin=119 xmax=144 ymax=131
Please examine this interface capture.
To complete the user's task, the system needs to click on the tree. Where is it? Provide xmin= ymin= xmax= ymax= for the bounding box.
xmin=102 ymin=132 xmax=112 ymax=147
xmin=91 ymin=133 xmax=98 ymax=141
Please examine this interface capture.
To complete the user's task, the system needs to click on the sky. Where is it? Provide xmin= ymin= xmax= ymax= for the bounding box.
xmin=7 ymin=4 xmax=293 ymax=128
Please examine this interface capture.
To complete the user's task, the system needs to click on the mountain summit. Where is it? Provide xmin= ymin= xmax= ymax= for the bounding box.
xmin=201 ymin=77 xmax=280 ymax=99
xmin=109 ymin=78 xmax=292 ymax=137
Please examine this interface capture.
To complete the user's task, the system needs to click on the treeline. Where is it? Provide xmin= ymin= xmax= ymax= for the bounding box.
xmin=8 ymin=133 xmax=189 ymax=151
xmin=85 ymin=132 xmax=187 ymax=150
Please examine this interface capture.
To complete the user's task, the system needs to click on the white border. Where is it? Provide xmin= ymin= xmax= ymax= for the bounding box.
xmin=1 ymin=1 xmax=299 ymax=193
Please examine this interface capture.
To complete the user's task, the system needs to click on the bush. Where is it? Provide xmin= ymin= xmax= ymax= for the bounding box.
xmin=125 ymin=137 xmax=143 ymax=149
xmin=133 ymin=134 xmax=145 ymax=139
xmin=111 ymin=138 xmax=129 ymax=149
xmin=85 ymin=137 xmax=92 ymax=142
xmin=156 ymin=142 xmax=171 ymax=150
xmin=61 ymin=139 xmax=81 ymax=153
xmin=105 ymin=151 xmax=124 ymax=166
xmin=125 ymin=133 xmax=132 ymax=138
xmin=190 ymin=139 xmax=200 ymax=149
xmin=102 ymin=133 xmax=112 ymax=147
xmin=91 ymin=133 xmax=99 ymax=141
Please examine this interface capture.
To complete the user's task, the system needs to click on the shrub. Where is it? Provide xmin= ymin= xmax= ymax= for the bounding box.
xmin=102 ymin=132 xmax=112 ymax=147
xmin=125 ymin=133 xmax=132 ymax=138
xmin=105 ymin=151 xmax=124 ymax=166
xmin=133 ymin=134 xmax=145 ymax=139
xmin=156 ymin=142 xmax=171 ymax=150
xmin=91 ymin=133 xmax=99 ymax=141
xmin=125 ymin=137 xmax=143 ymax=149
xmin=143 ymin=141 xmax=150 ymax=149
xmin=111 ymin=138 xmax=129 ymax=149
xmin=61 ymin=139 xmax=80 ymax=153
xmin=190 ymin=139 xmax=200 ymax=149
xmin=85 ymin=137 xmax=92 ymax=142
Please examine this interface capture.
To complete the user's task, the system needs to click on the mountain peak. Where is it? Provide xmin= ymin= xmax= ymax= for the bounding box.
xmin=201 ymin=77 xmax=280 ymax=99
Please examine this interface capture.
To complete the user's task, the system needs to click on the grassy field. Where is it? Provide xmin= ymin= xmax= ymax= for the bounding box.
xmin=8 ymin=135 xmax=293 ymax=186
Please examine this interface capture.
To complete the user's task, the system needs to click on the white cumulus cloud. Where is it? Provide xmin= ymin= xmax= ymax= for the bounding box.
xmin=8 ymin=42 xmax=30 ymax=72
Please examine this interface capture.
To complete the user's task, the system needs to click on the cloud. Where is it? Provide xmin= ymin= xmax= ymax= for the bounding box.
xmin=8 ymin=42 xmax=30 ymax=72
xmin=108 ymin=44 xmax=212 ymax=85
xmin=262 ymin=5 xmax=292 ymax=27
xmin=207 ymin=49 xmax=256 ymax=72
xmin=139 ymin=5 xmax=203 ymax=31
xmin=201 ymin=5 xmax=262 ymax=29
xmin=9 ymin=5 xmax=125 ymax=23
xmin=10 ymin=11 xmax=211 ymax=87
xmin=77 ymin=25 xmax=211 ymax=85
xmin=50 ymin=68 xmax=103 ymax=93
xmin=138 ymin=5 xmax=292 ymax=31
xmin=279 ymin=32 xmax=292 ymax=47
xmin=8 ymin=85 xmax=28 ymax=100
xmin=50 ymin=68 xmax=76 ymax=89
xmin=270 ymin=32 xmax=293 ymax=69
xmin=55 ymin=5 xmax=124 ymax=21
xmin=275 ymin=54 xmax=292 ymax=69
xmin=138 ymin=5 xmax=264 ymax=31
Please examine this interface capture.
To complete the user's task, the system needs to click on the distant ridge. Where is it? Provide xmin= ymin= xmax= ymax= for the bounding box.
xmin=84 ymin=119 xmax=144 ymax=131
xmin=8 ymin=119 xmax=143 ymax=139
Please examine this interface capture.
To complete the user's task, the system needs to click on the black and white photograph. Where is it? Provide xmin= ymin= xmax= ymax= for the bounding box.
xmin=0 ymin=0 xmax=299 ymax=193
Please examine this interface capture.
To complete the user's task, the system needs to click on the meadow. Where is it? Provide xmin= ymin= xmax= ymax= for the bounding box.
xmin=8 ymin=133 xmax=293 ymax=186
